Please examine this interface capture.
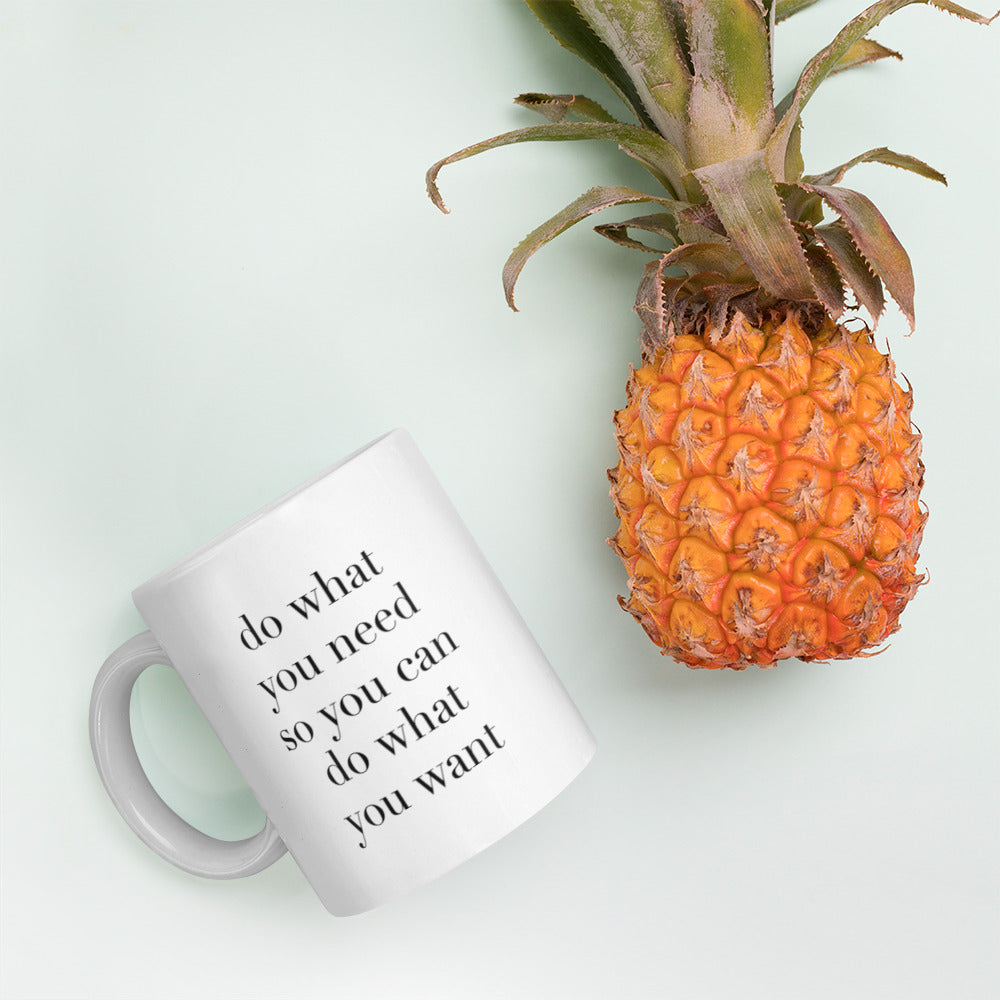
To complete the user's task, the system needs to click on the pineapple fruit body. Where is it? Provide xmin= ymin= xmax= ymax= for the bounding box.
xmin=430 ymin=1 xmax=993 ymax=667
xmin=609 ymin=308 xmax=926 ymax=668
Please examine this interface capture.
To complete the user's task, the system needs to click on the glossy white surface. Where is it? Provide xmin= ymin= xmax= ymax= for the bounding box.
xmin=2 ymin=1 xmax=998 ymax=997
xmin=91 ymin=631 xmax=288 ymax=878
xmin=92 ymin=430 xmax=594 ymax=915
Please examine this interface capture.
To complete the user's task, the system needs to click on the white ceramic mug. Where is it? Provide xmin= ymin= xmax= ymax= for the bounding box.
xmin=90 ymin=429 xmax=595 ymax=916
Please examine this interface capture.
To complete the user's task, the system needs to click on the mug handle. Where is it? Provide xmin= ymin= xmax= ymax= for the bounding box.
xmin=89 ymin=631 xmax=287 ymax=878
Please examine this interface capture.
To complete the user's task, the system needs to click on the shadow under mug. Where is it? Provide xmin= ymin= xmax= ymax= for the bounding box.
xmin=90 ymin=429 xmax=596 ymax=915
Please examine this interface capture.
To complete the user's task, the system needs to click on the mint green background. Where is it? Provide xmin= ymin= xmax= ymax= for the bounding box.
xmin=2 ymin=2 xmax=997 ymax=998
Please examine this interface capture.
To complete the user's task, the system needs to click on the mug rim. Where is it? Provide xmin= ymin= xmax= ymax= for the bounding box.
xmin=132 ymin=428 xmax=403 ymax=599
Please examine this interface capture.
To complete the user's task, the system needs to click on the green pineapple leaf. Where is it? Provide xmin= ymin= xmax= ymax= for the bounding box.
xmin=502 ymin=185 xmax=688 ymax=309
xmin=426 ymin=121 xmax=688 ymax=211
xmin=634 ymin=247 xmax=757 ymax=348
xmin=594 ymin=214 xmax=680 ymax=253
xmin=767 ymin=0 xmax=997 ymax=180
xmin=658 ymin=241 xmax=748 ymax=277
xmin=634 ymin=256 xmax=675 ymax=347
xmin=802 ymin=184 xmax=913 ymax=326
xmin=774 ymin=37 xmax=904 ymax=121
xmin=829 ymin=36 xmax=903 ymax=72
xmin=523 ymin=0 xmax=657 ymax=129
xmin=676 ymin=203 xmax=727 ymax=245
xmin=633 ymin=254 xmax=724 ymax=348
xmin=572 ymin=0 xmax=693 ymax=156
xmin=813 ymin=220 xmax=886 ymax=322
xmin=681 ymin=0 xmax=775 ymax=167
xmin=776 ymin=0 xmax=823 ymax=21
xmin=694 ymin=151 xmax=816 ymax=300
xmin=514 ymin=93 xmax=619 ymax=124
xmin=783 ymin=117 xmax=806 ymax=181
xmin=779 ymin=181 xmax=824 ymax=226
xmin=803 ymin=146 xmax=946 ymax=186
xmin=804 ymin=242 xmax=847 ymax=317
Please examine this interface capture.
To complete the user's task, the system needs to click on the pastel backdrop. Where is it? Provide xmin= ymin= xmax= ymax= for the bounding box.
xmin=1 ymin=2 xmax=997 ymax=998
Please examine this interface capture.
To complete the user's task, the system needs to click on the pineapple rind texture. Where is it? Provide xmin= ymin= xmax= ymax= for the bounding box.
xmin=608 ymin=308 xmax=926 ymax=669
xmin=428 ymin=0 xmax=989 ymax=665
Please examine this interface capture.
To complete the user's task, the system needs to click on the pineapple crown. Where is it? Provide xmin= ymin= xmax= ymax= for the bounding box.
xmin=427 ymin=0 xmax=996 ymax=346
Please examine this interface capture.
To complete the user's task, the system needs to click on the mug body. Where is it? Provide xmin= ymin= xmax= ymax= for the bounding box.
xmin=133 ymin=430 xmax=595 ymax=915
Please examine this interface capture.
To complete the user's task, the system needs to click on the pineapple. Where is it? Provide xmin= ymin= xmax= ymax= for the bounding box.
xmin=427 ymin=0 xmax=995 ymax=668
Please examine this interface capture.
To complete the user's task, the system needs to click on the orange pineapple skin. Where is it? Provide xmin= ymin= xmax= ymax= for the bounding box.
xmin=608 ymin=310 xmax=927 ymax=668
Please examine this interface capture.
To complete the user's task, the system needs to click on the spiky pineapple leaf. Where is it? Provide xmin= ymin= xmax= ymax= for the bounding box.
xmin=514 ymin=92 xmax=618 ymax=124
xmin=426 ymin=121 xmax=687 ymax=210
xmin=829 ymin=36 xmax=903 ymax=72
xmin=779 ymin=179 xmax=824 ymax=225
xmin=776 ymin=0 xmax=823 ymax=20
xmin=660 ymin=0 xmax=693 ymax=58
xmin=635 ymin=255 xmax=675 ymax=348
xmin=676 ymin=203 xmax=727 ymax=245
xmin=813 ymin=221 xmax=886 ymax=322
xmin=803 ymin=184 xmax=913 ymax=326
xmin=763 ymin=1 xmax=779 ymax=68
xmin=634 ymin=250 xmax=757 ymax=349
xmin=804 ymin=242 xmax=847 ymax=317
xmin=694 ymin=151 xmax=816 ymax=300
xmin=767 ymin=0 xmax=996 ymax=180
xmin=784 ymin=117 xmax=806 ymax=181
xmin=594 ymin=213 xmax=680 ymax=253
xmin=804 ymin=146 xmax=946 ymax=186
xmin=774 ymin=37 xmax=904 ymax=121
xmin=523 ymin=0 xmax=656 ymax=129
xmin=502 ymin=186 xmax=688 ymax=309
xmin=572 ymin=0 xmax=693 ymax=156
xmin=682 ymin=0 xmax=775 ymax=167
xmin=678 ymin=203 xmax=725 ymax=232
xmin=701 ymin=278 xmax=761 ymax=333
xmin=658 ymin=241 xmax=748 ymax=277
